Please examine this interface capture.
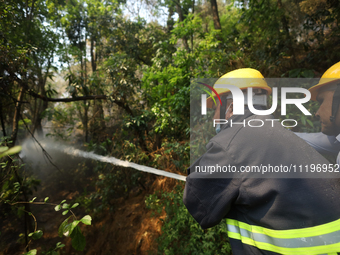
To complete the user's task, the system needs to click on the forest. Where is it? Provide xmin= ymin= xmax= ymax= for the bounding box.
xmin=1 ymin=0 xmax=340 ymax=254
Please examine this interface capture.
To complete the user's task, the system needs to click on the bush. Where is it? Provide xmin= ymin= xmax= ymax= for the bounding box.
xmin=146 ymin=185 xmax=232 ymax=255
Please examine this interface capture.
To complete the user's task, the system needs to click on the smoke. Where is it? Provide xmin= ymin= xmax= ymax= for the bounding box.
xmin=20 ymin=138 xmax=186 ymax=182
xmin=19 ymin=138 xmax=86 ymax=180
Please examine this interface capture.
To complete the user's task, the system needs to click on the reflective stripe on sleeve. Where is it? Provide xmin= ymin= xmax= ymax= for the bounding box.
xmin=226 ymin=218 xmax=340 ymax=254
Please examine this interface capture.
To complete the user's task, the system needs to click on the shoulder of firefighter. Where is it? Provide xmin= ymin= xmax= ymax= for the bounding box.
xmin=183 ymin=114 xmax=340 ymax=255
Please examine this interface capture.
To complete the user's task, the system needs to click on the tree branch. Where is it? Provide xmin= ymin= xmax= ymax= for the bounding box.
xmin=0 ymin=101 xmax=7 ymax=137
xmin=28 ymin=90 xmax=108 ymax=102
xmin=27 ymin=90 xmax=135 ymax=117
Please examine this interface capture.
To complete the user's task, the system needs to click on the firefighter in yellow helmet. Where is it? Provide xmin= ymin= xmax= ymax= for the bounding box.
xmin=296 ymin=61 xmax=340 ymax=165
xmin=206 ymin=68 xmax=271 ymax=134
xmin=183 ymin=68 xmax=340 ymax=254
xmin=310 ymin=61 xmax=340 ymax=135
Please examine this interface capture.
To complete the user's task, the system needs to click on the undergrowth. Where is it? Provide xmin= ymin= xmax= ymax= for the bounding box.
xmin=146 ymin=185 xmax=232 ymax=255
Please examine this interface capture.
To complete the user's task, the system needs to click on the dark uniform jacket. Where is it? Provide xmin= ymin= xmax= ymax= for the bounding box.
xmin=183 ymin=110 xmax=340 ymax=255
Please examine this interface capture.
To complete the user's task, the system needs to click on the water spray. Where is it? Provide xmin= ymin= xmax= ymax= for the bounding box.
xmin=21 ymin=139 xmax=186 ymax=182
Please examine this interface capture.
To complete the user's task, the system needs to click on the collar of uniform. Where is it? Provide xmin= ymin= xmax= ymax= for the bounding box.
xmin=220 ymin=107 xmax=255 ymax=132
xmin=336 ymin=134 xmax=340 ymax=143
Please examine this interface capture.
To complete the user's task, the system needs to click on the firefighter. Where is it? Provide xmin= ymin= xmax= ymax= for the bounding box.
xmin=183 ymin=68 xmax=340 ymax=254
xmin=296 ymin=61 xmax=340 ymax=165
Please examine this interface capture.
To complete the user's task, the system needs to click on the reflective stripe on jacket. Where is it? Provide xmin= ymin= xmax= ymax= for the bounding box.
xmin=227 ymin=218 xmax=340 ymax=254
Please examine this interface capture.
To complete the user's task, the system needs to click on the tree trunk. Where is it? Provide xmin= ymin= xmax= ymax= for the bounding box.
xmin=0 ymin=100 xmax=7 ymax=137
xmin=210 ymin=0 xmax=222 ymax=30
xmin=10 ymin=85 xmax=25 ymax=146
xmin=89 ymin=37 xmax=106 ymax=142
xmin=167 ymin=5 xmax=175 ymax=33
xmin=138 ymin=132 xmax=149 ymax=152
xmin=277 ymin=0 xmax=294 ymax=57
xmin=90 ymin=99 xmax=106 ymax=141
xmin=91 ymin=38 xmax=97 ymax=72
xmin=277 ymin=0 xmax=289 ymax=37
xmin=31 ymin=81 xmax=46 ymax=137
xmin=175 ymin=1 xmax=190 ymax=52
xmin=84 ymin=101 xmax=89 ymax=143
xmin=31 ymin=55 xmax=52 ymax=137
xmin=153 ymin=133 xmax=162 ymax=150
xmin=33 ymin=100 xmax=48 ymax=137
xmin=191 ymin=0 xmax=195 ymax=51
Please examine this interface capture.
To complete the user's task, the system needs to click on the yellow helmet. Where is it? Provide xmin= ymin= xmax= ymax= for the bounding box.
xmin=206 ymin=68 xmax=272 ymax=108
xmin=309 ymin=61 xmax=340 ymax=101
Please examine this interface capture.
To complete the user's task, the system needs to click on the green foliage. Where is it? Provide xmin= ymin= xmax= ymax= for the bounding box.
xmin=288 ymin=69 xmax=315 ymax=78
xmin=23 ymin=249 xmax=37 ymax=255
xmin=141 ymin=14 xmax=222 ymax=140
xmin=28 ymin=230 xmax=43 ymax=240
xmin=78 ymin=137 xmax=147 ymax=212
xmin=58 ymin=214 xmax=91 ymax=251
xmin=54 ymin=199 xmax=79 ymax=215
xmin=163 ymin=141 xmax=190 ymax=172
xmin=0 ymin=146 xmax=22 ymax=158
xmin=41 ymin=242 xmax=65 ymax=255
xmin=18 ymin=119 xmax=32 ymax=130
xmin=146 ymin=186 xmax=232 ymax=255
xmin=44 ymin=104 xmax=79 ymax=141
xmin=22 ymin=199 xmax=92 ymax=253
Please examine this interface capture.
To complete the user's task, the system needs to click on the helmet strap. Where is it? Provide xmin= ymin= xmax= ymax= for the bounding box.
xmin=330 ymin=83 xmax=340 ymax=122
